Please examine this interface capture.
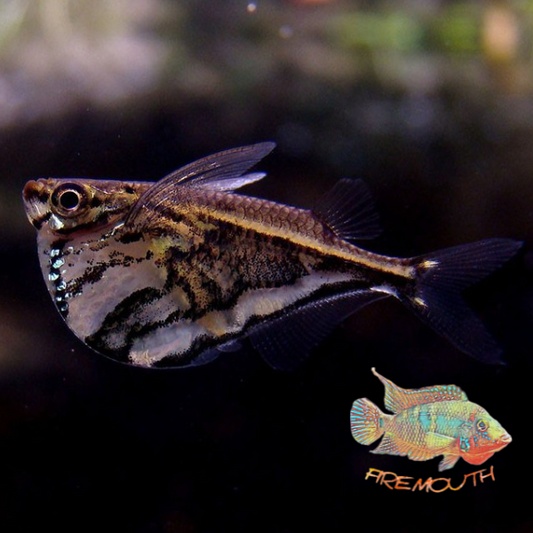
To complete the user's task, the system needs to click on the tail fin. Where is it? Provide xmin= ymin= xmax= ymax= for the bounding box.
xmin=350 ymin=398 xmax=386 ymax=445
xmin=406 ymin=238 xmax=521 ymax=363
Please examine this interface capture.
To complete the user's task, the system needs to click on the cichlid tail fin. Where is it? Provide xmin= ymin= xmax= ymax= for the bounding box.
xmin=405 ymin=238 xmax=521 ymax=363
xmin=350 ymin=398 xmax=388 ymax=445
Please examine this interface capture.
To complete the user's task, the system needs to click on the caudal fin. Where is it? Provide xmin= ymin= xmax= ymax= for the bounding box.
xmin=406 ymin=238 xmax=521 ymax=363
xmin=350 ymin=398 xmax=386 ymax=445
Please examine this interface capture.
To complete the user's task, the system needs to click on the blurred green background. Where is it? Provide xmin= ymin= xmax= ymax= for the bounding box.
xmin=0 ymin=1 xmax=531 ymax=532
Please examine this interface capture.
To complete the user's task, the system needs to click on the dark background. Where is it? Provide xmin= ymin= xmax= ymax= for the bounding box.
xmin=0 ymin=1 xmax=531 ymax=531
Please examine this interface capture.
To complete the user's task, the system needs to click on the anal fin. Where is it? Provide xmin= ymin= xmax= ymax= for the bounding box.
xmin=249 ymin=290 xmax=388 ymax=371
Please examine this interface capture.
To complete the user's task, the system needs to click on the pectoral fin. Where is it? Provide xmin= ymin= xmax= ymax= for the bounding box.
xmin=438 ymin=454 xmax=460 ymax=471
xmin=127 ymin=142 xmax=275 ymax=228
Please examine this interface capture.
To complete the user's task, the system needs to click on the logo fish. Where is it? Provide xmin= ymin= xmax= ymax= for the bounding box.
xmin=350 ymin=368 xmax=511 ymax=471
xmin=22 ymin=142 xmax=520 ymax=369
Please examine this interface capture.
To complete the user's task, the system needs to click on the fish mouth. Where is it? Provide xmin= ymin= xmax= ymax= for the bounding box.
xmin=500 ymin=433 xmax=512 ymax=444
xmin=22 ymin=179 xmax=52 ymax=229
xmin=490 ymin=433 xmax=512 ymax=452
xmin=23 ymin=179 xmax=48 ymax=202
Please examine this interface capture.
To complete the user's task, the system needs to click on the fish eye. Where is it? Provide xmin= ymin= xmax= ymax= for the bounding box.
xmin=59 ymin=190 xmax=81 ymax=209
xmin=476 ymin=419 xmax=488 ymax=432
xmin=51 ymin=184 xmax=89 ymax=215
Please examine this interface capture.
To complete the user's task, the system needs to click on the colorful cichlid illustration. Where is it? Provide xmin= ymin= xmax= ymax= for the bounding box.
xmin=350 ymin=368 xmax=511 ymax=471
xmin=22 ymin=142 xmax=520 ymax=369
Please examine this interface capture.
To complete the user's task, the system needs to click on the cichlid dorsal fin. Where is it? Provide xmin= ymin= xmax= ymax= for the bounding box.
xmin=312 ymin=179 xmax=381 ymax=242
xmin=249 ymin=291 xmax=388 ymax=371
xmin=372 ymin=368 xmax=468 ymax=414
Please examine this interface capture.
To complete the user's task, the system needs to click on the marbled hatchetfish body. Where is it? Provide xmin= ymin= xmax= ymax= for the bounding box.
xmin=350 ymin=369 xmax=511 ymax=471
xmin=22 ymin=143 xmax=520 ymax=369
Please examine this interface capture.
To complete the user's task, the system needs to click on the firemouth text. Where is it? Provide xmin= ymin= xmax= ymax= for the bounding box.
xmin=365 ymin=466 xmax=495 ymax=492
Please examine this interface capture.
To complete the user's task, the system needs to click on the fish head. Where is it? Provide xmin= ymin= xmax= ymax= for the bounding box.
xmin=460 ymin=406 xmax=511 ymax=465
xmin=22 ymin=177 xmax=164 ymax=361
xmin=472 ymin=410 xmax=512 ymax=451
xmin=22 ymin=178 xmax=152 ymax=236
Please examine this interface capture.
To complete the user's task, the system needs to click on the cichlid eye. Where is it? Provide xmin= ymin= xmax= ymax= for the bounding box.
xmin=476 ymin=419 xmax=488 ymax=432
xmin=51 ymin=184 xmax=89 ymax=216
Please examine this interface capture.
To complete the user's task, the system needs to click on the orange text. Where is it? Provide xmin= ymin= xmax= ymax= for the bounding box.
xmin=365 ymin=465 xmax=495 ymax=492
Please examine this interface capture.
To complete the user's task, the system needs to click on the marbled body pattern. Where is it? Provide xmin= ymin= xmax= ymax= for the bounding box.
xmin=23 ymin=143 xmax=520 ymax=369
xmin=350 ymin=369 xmax=511 ymax=471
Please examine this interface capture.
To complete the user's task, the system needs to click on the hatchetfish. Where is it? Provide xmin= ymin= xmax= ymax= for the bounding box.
xmin=350 ymin=368 xmax=511 ymax=471
xmin=22 ymin=142 xmax=520 ymax=369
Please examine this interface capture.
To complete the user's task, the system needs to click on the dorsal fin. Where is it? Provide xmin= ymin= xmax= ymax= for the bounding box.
xmin=312 ymin=179 xmax=381 ymax=242
xmin=372 ymin=368 xmax=468 ymax=414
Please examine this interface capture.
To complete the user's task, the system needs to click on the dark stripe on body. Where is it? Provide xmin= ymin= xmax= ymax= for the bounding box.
xmin=32 ymin=212 xmax=52 ymax=230
xmin=86 ymin=287 xmax=164 ymax=362
xmin=69 ymin=247 xmax=154 ymax=295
